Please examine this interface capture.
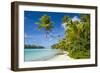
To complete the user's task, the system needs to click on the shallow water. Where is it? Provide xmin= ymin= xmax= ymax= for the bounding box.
xmin=24 ymin=48 xmax=60 ymax=61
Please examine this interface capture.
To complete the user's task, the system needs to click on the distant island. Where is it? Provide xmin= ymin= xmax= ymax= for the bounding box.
xmin=24 ymin=44 xmax=45 ymax=49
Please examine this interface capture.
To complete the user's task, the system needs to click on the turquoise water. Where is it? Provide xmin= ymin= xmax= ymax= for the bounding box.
xmin=24 ymin=48 xmax=60 ymax=61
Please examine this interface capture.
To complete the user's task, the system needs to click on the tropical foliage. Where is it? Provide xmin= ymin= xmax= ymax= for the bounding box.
xmin=35 ymin=15 xmax=54 ymax=38
xmin=52 ymin=14 xmax=90 ymax=59
xmin=35 ymin=14 xmax=90 ymax=59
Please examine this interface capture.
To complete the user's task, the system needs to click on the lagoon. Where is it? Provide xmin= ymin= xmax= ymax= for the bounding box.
xmin=24 ymin=48 xmax=61 ymax=61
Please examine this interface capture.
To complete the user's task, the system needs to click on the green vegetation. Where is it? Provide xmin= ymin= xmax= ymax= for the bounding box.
xmin=24 ymin=44 xmax=45 ymax=49
xmin=34 ymin=14 xmax=90 ymax=59
xmin=35 ymin=15 xmax=54 ymax=38
xmin=51 ymin=14 xmax=90 ymax=59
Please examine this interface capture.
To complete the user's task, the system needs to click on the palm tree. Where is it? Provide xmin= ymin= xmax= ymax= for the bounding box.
xmin=52 ymin=14 xmax=90 ymax=59
xmin=35 ymin=15 xmax=54 ymax=38
xmin=62 ymin=16 xmax=72 ymax=30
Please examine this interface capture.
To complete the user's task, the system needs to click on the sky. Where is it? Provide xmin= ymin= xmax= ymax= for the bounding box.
xmin=24 ymin=11 xmax=80 ymax=48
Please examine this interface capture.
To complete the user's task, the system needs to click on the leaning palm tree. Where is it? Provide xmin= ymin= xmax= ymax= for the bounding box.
xmin=35 ymin=15 xmax=54 ymax=38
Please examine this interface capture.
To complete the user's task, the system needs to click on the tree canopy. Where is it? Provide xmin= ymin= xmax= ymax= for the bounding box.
xmin=35 ymin=15 xmax=54 ymax=38
xmin=35 ymin=14 xmax=90 ymax=59
xmin=51 ymin=14 xmax=90 ymax=59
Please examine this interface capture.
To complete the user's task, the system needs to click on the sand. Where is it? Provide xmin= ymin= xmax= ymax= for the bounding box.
xmin=49 ymin=52 xmax=73 ymax=61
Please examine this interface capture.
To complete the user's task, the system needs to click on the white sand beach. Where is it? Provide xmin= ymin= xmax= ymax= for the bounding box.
xmin=49 ymin=52 xmax=73 ymax=61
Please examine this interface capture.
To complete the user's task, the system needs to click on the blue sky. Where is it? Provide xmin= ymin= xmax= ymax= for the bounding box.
xmin=24 ymin=11 xmax=80 ymax=48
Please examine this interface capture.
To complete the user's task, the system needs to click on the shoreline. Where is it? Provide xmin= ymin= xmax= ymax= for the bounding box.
xmin=49 ymin=51 xmax=73 ymax=61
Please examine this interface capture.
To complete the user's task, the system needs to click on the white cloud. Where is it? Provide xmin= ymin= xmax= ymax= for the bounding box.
xmin=24 ymin=33 xmax=33 ymax=38
xmin=72 ymin=16 xmax=80 ymax=22
xmin=24 ymin=33 xmax=28 ymax=38
xmin=62 ymin=22 xmax=67 ymax=30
